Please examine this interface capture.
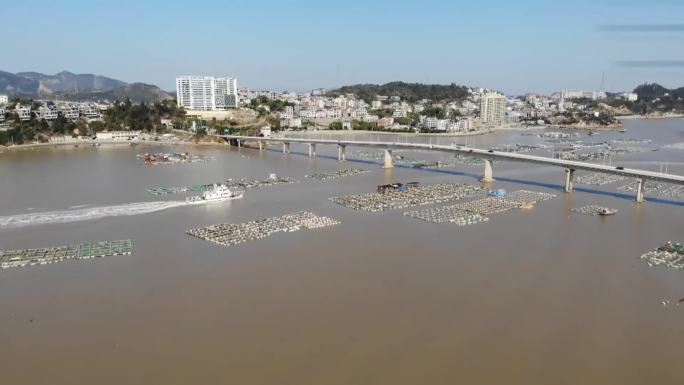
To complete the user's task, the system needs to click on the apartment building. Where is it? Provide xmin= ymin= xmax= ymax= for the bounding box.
xmin=479 ymin=92 xmax=506 ymax=127
xmin=176 ymin=76 xmax=239 ymax=110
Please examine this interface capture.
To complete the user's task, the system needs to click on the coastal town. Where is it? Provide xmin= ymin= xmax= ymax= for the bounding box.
xmin=2 ymin=75 xmax=681 ymax=148
xmin=4 ymin=0 xmax=684 ymax=384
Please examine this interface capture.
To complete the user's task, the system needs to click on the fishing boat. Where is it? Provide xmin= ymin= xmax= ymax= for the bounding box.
xmin=186 ymin=184 xmax=243 ymax=204
xmin=598 ymin=208 xmax=617 ymax=216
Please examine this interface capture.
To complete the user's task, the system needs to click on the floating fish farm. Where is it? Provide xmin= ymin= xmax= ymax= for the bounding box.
xmin=187 ymin=211 xmax=340 ymax=247
xmin=225 ymin=175 xmax=298 ymax=189
xmin=137 ymin=152 xmax=213 ymax=166
xmin=617 ymin=181 xmax=684 ymax=199
xmin=640 ymin=242 xmax=684 ymax=270
xmin=575 ymin=172 xmax=626 ymax=186
xmin=330 ymin=183 xmax=485 ymax=212
xmin=305 ymin=168 xmax=369 ymax=180
xmin=404 ymin=190 xmax=556 ymax=226
xmin=451 ymin=196 xmax=524 ymax=216
xmin=453 ymin=154 xmax=502 ymax=166
xmin=148 ymin=184 xmax=212 ymax=195
xmin=404 ymin=207 xmax=490 ymax=226
xmin=0 ymin=239 xmax=133 ymax=269
xmin=351 ymin=150 xmax=428 ymax=167
xmin=571 ymin=205 xmax=618 ymax=216
xmin=148 ymin=175 xmax=298 ymax=195
xmin=499 ymin=190 xmax=557 ymax=204
xmin=489 ymin=144 xmax=538 ymax=153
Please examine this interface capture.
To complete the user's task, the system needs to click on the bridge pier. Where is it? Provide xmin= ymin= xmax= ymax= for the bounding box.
xmin=309 ymin=143 xmax=316 ymax=158
xmin=283 ymin=142 xmax=290 ymax=154
xmin=237 ymin=139 xmax=242 ymax=148
xmin=258 ymin=140 xmax=263 ymax=151
xmin=564 ymin=168 xmax=575 ymax=193
xmin=636 ymin=178 xmax=645 ymax=203
xmin=383 ymin=149 xmax=393 ymax=168
xmin=337 ymin=144 xmax=346 ymax=161
xmin=481 ymin=159 xmax=494 ymax=182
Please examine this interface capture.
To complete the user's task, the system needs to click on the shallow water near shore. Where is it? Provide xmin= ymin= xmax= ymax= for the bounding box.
xmin=1 ymin=118 xmax=684 ymax=385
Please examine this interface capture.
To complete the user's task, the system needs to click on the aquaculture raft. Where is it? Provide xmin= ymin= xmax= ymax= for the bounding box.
xmin=305 ymin=168 xmax=369 ymax=181
xmin=147 ymin=175 xmax=298 ymax=196
xmin=404 ymin=190 xmax=556 ymax=227
xmin=575 ymin=172 xmax=626 ymax=186
xmin=137 ymin=152 xmax=213 ymax=166
xmin=0 ymin=239 xmax=133 ymax=269
xmin=187 ymin=211 xmax=339 ymax=247
xmin=571 ymin=205 xmax=618 ymax=216
xmin=618 ymin=181 xmax=684 ymax=199
xmin=330 ymin=183 xmax=485 ymax=212
xmin=640 ymin=242 xmax=684 ymax=270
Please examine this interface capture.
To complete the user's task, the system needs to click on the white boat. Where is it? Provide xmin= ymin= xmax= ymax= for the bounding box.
xmin=186 ymin=184 xmax=243 ymax=204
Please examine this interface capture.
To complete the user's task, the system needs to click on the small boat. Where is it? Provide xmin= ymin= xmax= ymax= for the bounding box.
xmin=520 ymin=202 xmax=534 ymax=209
xmin=598 ymin=208 xmax=617 ymax=216
xmin=186 ymin=184 xmax=243 ymax=204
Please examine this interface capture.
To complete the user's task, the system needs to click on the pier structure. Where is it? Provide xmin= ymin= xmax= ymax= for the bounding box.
xmin=636 ymin=178 xmax=645 ymax=203
xmin=383 ymin=149 xmax=393 ymax=168
xmin=338 ymin=144 xmax=346 ymax=161
xmin=564 ymin=168 xmax=575 ymax=193
xmin=481 ymin=159 xmax=494 ymax=183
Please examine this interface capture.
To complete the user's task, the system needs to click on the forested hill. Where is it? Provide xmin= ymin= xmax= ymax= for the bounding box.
xmin=633 ymin=83 xmax=684 ymax=100
xmin=330 ymin=82 xmax=470 ymax=102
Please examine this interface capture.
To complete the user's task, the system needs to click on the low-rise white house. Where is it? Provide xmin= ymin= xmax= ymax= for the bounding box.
xmin=0 ymin=94 xmax=8 ymax=105
xmin=79 ymin=104 xmax=101 ymax=119
xmin=280 ymin=117 xmax=302 ymax=128
xmin=423 ymin=117 xmax=448 ymax=131
xmin=36 ymin=105 xmax=59 ymax=120
xmin=96 ymin=131 xmax=141 ymax=141
xmin=350 ymin=108 xmax=367 ymax=119
xmin=58 ymin=105 xmax=80 ymax=120
xmin=15 ymin=105 xmax=31 ymax=121
xmin=619 ymin=92 xmax=638 ymax=102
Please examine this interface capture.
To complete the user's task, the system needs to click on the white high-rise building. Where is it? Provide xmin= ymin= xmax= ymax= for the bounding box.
xmin=0 ymin=94 xmax=8 ymax=105
xmin=479 ymin=92 xmax=506 ymax=127
xmin=176 ymin=76 xmax=238 ymax=110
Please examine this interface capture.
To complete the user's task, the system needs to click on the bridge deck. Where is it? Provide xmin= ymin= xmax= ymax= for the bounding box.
xmin=221 ymin=135 xmax=684 ymax=186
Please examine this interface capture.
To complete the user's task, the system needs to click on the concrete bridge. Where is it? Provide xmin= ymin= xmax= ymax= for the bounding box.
xmin=221 ymin=135 xmax=684 ymax=203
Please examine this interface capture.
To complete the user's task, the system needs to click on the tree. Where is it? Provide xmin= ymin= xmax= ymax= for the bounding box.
xmin=51 ymin=115 xmax=71 ymax=135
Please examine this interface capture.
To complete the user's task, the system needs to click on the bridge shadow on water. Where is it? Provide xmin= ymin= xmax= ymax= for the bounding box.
xmin=260 ymin=147 xmax=684 ymax=207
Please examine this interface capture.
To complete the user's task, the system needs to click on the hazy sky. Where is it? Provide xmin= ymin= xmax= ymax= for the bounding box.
xmin=3 ymin=0 xmax=683 ymax=94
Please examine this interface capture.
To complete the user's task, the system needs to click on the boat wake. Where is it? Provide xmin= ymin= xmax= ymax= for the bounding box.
xmin=0 ymin=201 xmax=188 ymax=229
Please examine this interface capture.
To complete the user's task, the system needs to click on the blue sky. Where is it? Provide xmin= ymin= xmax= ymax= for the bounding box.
xmin=2 ymin=0 xmax=683 ymax=94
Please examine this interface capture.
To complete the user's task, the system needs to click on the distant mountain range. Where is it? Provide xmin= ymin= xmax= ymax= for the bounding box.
xmin=0 ymin=70 xmax=173 ymax=103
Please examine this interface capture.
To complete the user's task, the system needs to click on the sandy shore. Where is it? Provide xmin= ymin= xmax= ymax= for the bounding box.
xmin=0 ymin=139 xmax=229 ymax=153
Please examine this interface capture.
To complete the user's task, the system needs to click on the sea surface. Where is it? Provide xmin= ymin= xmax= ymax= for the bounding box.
xmin=1 ymin=118 xmax=684 ymax=385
